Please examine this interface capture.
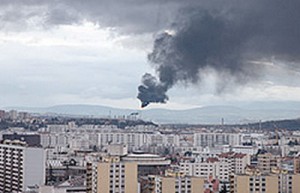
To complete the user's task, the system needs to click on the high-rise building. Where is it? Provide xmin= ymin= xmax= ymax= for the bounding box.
xmin=194 ymin=132 xmax=241 ymax=147
xmin=0 ymin=140 xmax=46 ymax=192
xmin=86 ymin=156 xmax=138 ymax=193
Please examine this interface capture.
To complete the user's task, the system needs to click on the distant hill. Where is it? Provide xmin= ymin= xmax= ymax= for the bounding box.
xmin=4 ymin=102 xmax=300 ymax=124
xmin=246 ymin=119 xmax=300 ymax=131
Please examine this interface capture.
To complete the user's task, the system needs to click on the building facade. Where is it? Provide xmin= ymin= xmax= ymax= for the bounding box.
xmin=87 ymin=156 xmax=138 ymax=193
xmin=0 ymin=140 xmax=45 ymax=192
xmin=148 ymin=175 xmax=205 ymax=193
xmin=231 ymin=174 xmax=300 ymax=193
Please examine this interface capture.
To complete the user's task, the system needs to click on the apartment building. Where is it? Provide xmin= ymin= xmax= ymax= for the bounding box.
xmin=98 ymin=132 xmax=180 ymax=151
xmin=232 ymin=174 xmax=278 ymax=193
xmin=121 ymin=153 xmax=171 ymax=176
xmin=98 ymin=132 xmax=146 ymax=150
xmin=231 ymin=173 xmax=300 ymax=193
xmin=257 ymin=153 xmax=279 ymax=174
xmin=0 ymin=140 xmax=45 ymax=192
xmin=218 ymin=152 xmax=250 ymax=174
xmin=86 ymin=156 xmax=138 ymax=193
xmin=180 ymin=158 xmax=230 ymax=182
xmin=148 ymin=175 xmax=205 ymax=193
xmin=194 ymin=132 xmax=241 ymax=147
xmin=86 ymin=162 xmax=98 ymax=193
xmin=40 ymin=132 xmax=70 ymax=148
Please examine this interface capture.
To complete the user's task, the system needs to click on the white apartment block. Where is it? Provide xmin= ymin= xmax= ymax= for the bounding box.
xmin=180 ymin=152 xmax=250 ymax=183
xmin=149 ymin=133 xmax=180 ymax=147
xmin=194 ymin=132 xmax=242 ymax=147
xmin=98 ymin=132 xmax=146 ymax=150
xmin=223 ymin=145 xmax=259 ymax=155
xmin=0 ymin=140 xmax=46 ymax=192
xmin=180 ymin=158 xmax=230 ymax=182
xmin=98 ymin=132 xmax=180 ymax=151
xmin=40 ymin=133 xmax=70 ymax=148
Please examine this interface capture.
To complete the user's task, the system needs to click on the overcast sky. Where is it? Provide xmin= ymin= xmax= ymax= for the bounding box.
xmin=0 ymin=0 xmax=300 ymax=109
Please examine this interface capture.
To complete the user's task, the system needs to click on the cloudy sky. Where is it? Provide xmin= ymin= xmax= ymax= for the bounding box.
xmin=0 ymin=0 xmax=300 ymax=110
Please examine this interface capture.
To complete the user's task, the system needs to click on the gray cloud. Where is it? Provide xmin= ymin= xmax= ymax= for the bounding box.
xmin=137 ymin=0 xmax=300 ymax=107
xmin=0 ymin=0 xmax=182 ymax=33
xmin=1 ymin=0 xmax=300 ymax=108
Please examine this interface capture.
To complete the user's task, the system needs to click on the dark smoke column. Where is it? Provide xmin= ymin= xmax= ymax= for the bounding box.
xmin=137 ymin=73 xmax=169 ymax=108
xmin=137 ymin=1 xmax=300 ymax=107
xmin=137 ymin=32 xmax=175 ymax=108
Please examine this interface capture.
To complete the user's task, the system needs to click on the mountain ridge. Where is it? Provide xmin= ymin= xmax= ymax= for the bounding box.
xmin=3 ymin=102 xmax=300 ymax=124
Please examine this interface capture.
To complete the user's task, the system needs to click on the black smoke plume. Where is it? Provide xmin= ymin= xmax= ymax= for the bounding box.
xmin=137 ymin=0 xmax=300 ymax=107
xmin=137 ymin=73 xmax=169 ymax=108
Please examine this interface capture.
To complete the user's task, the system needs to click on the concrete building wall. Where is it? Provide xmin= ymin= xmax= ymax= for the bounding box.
xmin=24 ymin=147 xmax=46 ymax=188
xmin=292 ymin=175 xmax=300 ymax=193
xmin=294 ymin=157 xmax=300 ymax=174
xmin=234 ymin=175 xmax=280 ymax=193
xmin=154 ymin=176 xmax=204 ymax=193
xmin=235 ymin=175 xmax=250 ymax=193
xmin=265 ymin=175 xmax=278 ymax=193
xmin=125 ymin=162 xmax=138 ymax=193
xmin=191 ymin=178 xmax=205 ymax=193
xmin=97 ymin=163 xmax=110 ymax=193
xmin=162 ymin=178 xmax=175 ymax=193
xmin=0 ymin=143 xmax=45 ymax=192
xmin=96 ymin=161 xmax=138 ymax=193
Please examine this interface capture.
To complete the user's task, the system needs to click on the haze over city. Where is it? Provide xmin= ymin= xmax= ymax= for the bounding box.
xmin=0 ymin=0 xmax=300 ymax=110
